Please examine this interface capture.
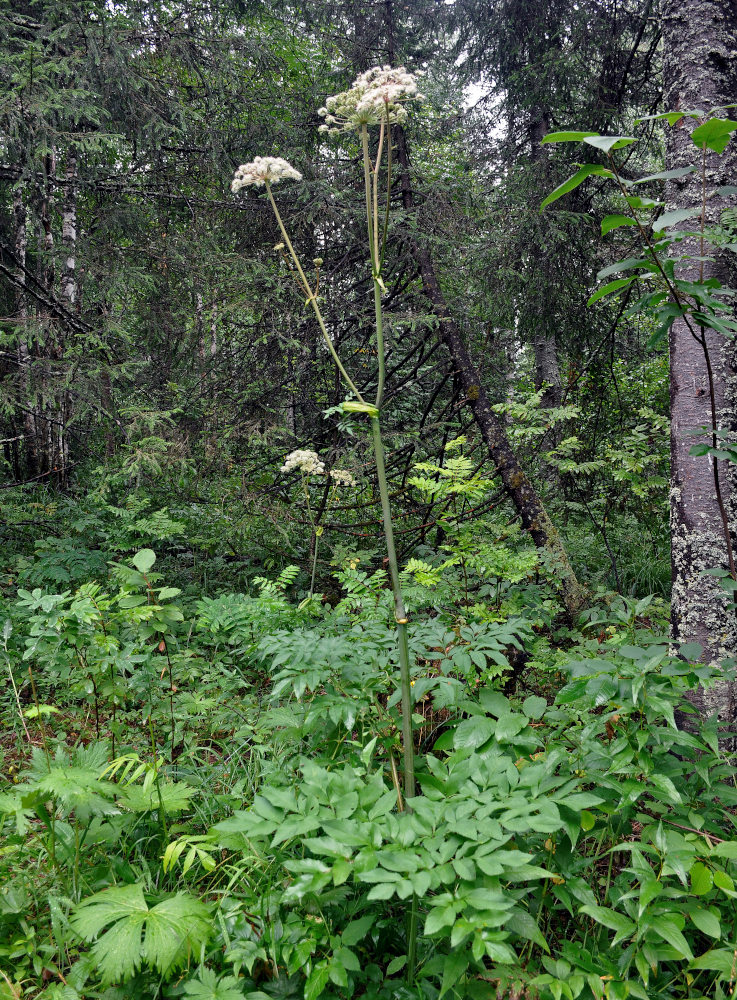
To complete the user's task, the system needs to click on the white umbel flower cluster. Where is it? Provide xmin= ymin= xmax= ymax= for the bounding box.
xmin=329 ymin=468 xmax=357 ymax=487
xmin=318 ymin=65 xmax=423 ymax=133
xmin=231 ymin=156 xmax=302 ymax=192
xmin=280 ymin=449 xmax=325 ymax=475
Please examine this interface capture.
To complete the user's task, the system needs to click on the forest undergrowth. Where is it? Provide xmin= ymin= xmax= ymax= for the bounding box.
xmin=1 ymin=13 xmax=736 ymax=999
xmin=0 ymin=490 xmax=736 ymax=1000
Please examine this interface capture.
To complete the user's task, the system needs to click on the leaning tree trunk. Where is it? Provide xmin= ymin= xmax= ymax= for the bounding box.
xmin=663 ymin=0 xmax=737 ymax=727
xmin=394 ymin=125 xmax=586 ymax=618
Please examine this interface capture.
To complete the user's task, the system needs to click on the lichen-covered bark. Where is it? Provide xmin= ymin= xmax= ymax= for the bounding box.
xmin=663 ymin=0 xmax=737 ymax=725
xmin=394 ymin=126 xmax=586 ymax=619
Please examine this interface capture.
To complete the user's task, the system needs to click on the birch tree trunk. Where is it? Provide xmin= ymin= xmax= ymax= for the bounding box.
xmin=663 ymin=0 xmax=737 ymax=727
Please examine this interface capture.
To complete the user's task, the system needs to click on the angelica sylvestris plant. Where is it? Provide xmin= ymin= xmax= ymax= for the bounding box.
xmin=232 ymin=66 xmax=421 ymax=779
xmin=233 ymin=64 xmax=423 ymax=980
xmin=279 ymin=449 xmax=356 ymax=597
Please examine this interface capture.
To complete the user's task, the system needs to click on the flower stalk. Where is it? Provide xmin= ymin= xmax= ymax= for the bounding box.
xmin=233 ymin=65 xmax=423 ymax=982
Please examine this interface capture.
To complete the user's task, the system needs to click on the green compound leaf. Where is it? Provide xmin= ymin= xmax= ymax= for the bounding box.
xmin=340 ymin=401 xmax=379 ymax=418
xmin=71 ymin=885 xmax=212 ymax=985
xmin=183 ymin=968 xmax=247 ymax=1000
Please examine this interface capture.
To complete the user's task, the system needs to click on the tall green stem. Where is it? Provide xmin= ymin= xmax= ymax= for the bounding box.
xmin=363 ymin=129 xmax=417 ymax=984
xmin=373 ymin=120 xmax=385 ymax=268
xmin=370 ymin=416 xmax=414 ymax=799
xmin=266 ymin=185 xmax=365 ymax=403
xmin=263 ymin=139 xmax=418 ymax=985
xmin=309 ymin=533 xmax=319 ymax=597
xmin=374 ymin=279 xmax=386 ymax=408
xmin=361 ymin=126 xmax=375 ymax=268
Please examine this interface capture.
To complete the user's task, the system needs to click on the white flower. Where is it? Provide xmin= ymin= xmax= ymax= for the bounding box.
xmin=231 ymin=156 xmax=302 ymax=192
xmin=280 ymin=449 xmax=325 ymax=475
xmin=319 ymin=65 xmax=423 ymax=134
xmin=329 ymin=468 xmax=357 ymax=487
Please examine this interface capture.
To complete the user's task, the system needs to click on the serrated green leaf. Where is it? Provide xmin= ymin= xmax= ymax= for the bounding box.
xmin=386 ymin=954 xmax=407 ymax=976
xmin=522 ymin=695 xmax=548 ymax=719
xmin=119 ymin=781 xmax=194 ymax=815
xmin=478 ymin=689 xmax=510 ymax=716
xmin=305 ymin=962 xmax=330 ymax=1000
xmin=367 ymin=882 xmax=396 ymax=901
xmin=711 ymin=869 xmax=734 ymax=892
xmin=183 ymin=968 xmax=246 ymax=1000
xmin=650 ymin=773 xmax=682 ymax=804
xmin=425 ymin=904 xmax=457 ymax=935
xmin=505 ymin=908 xmax=549 ymax=951
xmin=157 ymin=587 xmax=182 ymax=601
xmin=342 ymin=914 xmax=375 ymax=946
xmin=71 ymin=886 xmax=212 ymax=985
xmin=711 ymin=841 xmax=737 ymax=859
xmin=494 ymin=713 xmax=528 ymax=741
